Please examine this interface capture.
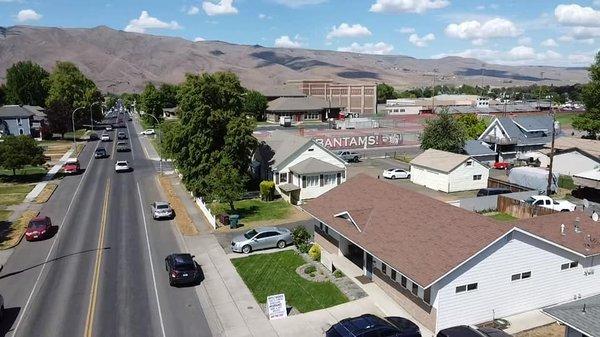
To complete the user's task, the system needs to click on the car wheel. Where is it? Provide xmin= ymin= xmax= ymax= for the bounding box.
xmin=277 ymin=240 xmax=286 ymax=249
xmin=561 ymin=209 xmax=570 ymax=212
xmin=169 ymin=278 xmax=174 ymax=287
xmin=242 ymin=245 xmax=252 ymax=254
xmin=353 ymin=156 xmax=359 ymax=162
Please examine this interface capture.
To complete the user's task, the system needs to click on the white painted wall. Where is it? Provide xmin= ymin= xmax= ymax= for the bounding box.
xmin=410 ymin=166 xmax=448 ymax=192
xmin=387 ymin=106 xmax=423 ymax=115
xmin=411 ymin=160 xmax=488 ymax=193
xmin=553 ymin=151 xmax=600 ymax=176
xmin=434 ymin=231 xmax=600 ymax=330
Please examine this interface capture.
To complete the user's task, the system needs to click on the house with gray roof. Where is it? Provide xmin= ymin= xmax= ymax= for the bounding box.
xmin=478 ymin=115 xmax=557 ymax=162
xmin=463 ymin=140 xmax=497 ymax=164
xmin=0 ymin=105 xmax=35 ymax=137
xmin=253 ymin=130 xmax=346 ymax=204
xmin=266 ymin=96 xmax=343 ymax=125
xmin=544 ymin=293 xmax=600 ymax=337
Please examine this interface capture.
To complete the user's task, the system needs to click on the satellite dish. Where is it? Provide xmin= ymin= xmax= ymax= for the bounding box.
xmin=593 ymin=212 xmax=599 ymax=222
xmin=583 ymin=199 xmax=590 ymax=209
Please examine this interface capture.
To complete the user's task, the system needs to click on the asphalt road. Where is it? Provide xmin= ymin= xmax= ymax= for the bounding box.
xmin=0 ymin=119 xmax=212 ymax=337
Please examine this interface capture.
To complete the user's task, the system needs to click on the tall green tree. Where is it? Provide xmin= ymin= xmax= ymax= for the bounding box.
xmin=572 ymin=51 xmax=600 ymax=139
xmin=0 ymin=135 xmax=46 ymax=175
xmin=104 ymin=94 xmax=118 ymax=110
xmin=140 ymin=83 xmax=163 ymax=124
xmin=420 ymin=110 xmax=466 ymax=153
xmin=243 ymin=90 xmax=268 ymax=121
xmin=455 ymin=114 xmax=487 ymax=140
xmin=206 ymin=159 xmax=247 ymax=212
xmin=0 ymin=84 xmax=6 ymax=106
xmin=159 ymin=83 xmax=179 ymax=108
xmin=5 ymin=61 xmax=49 ymax=106
xmin=45 ymin=62 xmax=102 ymax=137
xmin=376 ymin=83 xmax=397 ymax=103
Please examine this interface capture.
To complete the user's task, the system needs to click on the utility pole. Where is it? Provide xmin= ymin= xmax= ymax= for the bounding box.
xmin=538 ymin=72 xmax=544 ymax=111
xmin=546 ymin=104 xmax=556 ymax=196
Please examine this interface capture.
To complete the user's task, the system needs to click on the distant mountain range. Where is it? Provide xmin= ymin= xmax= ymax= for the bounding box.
xmin=0 ymin=25 xmax=590 ymax=94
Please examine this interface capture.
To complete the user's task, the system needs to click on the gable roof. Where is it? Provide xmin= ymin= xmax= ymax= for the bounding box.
xmin=267 ymin=96 xmax=342 ymax=112
xmin=259 ymin=85 xmax=306 ymax=98
xmin=0 ymin=105 xmax=35 ymax=118
xmin=302 ymin=174 xmax=508 ymax=287
xmin=464 ymin=140 xmax=496 ymax=157
xmin=261 ymin=130 xmax=312 ymax=169
xmin=410 ymin=149 xmax=474 ymax=173
xmin=289 ymin=157 xmax=343 ymax=175
xmin=551 ymin=137 xmax=600 ymax=158
xmin=544 ymin=293 xmax=600 ymax=337
xmin=484 ymin=116 xmax=554 ymax=146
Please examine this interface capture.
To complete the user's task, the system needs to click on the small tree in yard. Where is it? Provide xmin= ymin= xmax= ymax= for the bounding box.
xmin=292 ymin=226 xmax=312 ymax=253
xmin=0 ymin=136 xmax=46 ymax=175
xmin=259 ymin=180 xmax=275 ymax=201
xmin=420 ymin=110 xmax=466 ymax=153
xmin=207 ymin=160 xmax=247 ymax=212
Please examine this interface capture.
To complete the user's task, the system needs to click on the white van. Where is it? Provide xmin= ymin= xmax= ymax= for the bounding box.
xmin=279 ymin=116 xmax=292 ymax=127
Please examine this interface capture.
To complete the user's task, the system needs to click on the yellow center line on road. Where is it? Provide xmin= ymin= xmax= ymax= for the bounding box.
xmin=84 ymin=179 xmax=111 ymax=337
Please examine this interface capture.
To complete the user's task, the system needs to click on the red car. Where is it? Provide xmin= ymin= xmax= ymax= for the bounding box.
xmin=63 ymin=158 xmax=80 ymax=174
xmin=493 ymin=162 xmax=510 ymax=169
xmin=25 ymin=216 xmax=52 ymax=241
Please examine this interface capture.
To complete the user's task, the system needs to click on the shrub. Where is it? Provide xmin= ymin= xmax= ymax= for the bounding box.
xmin=308 ymin=244 xmax=321 ymax=261
xmin=333 ymin=270 xmax=344 ymax=278
xmin=259 ymin=180 xmax=275 ymax=201
xmin=304 ymin=265 xmax=316 ymax=274
xmin=558 ymin=175 xmax=576 ymax=190
xmin=292 ymin=226 xmax=311 ymax=253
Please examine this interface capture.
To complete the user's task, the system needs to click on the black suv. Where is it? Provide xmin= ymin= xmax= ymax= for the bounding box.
xmin=165 ymin=253 xmax=199 ymax=286
xmin=476 ymin=188 xmax=512 ymax=197
xmin=94 ymin=148 xmax=108 ymax=158
xmin=117 ymin=132 xmax=127 ymax=140
xmin=326 ymin=314 xmax=421 ymax=337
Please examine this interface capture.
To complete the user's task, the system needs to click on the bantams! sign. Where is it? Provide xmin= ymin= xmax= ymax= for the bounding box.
xmin=314 ymin=134 xmax=402 ymax=149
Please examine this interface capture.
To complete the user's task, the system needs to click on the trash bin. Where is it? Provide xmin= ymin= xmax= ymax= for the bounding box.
xmin=219 ymin=214 xmax=230 ymax=226
xmin=229 ymin=214 xmax=240 ymax=229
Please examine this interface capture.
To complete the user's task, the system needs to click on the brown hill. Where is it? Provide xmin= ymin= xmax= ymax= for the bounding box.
xmin=0 ymin=25 xmax=589 ymax=93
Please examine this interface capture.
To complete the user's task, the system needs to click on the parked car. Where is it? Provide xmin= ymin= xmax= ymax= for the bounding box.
xmin=114 ymin=160 xmax=131 ymax=172
xmin=151 ymin=201 xmax=174 ymax=220
xmin=141 ymin=129 xmax=155 ymax=135
xmin=231 ymin=227 xmax=293 ymax=254
xmin=25 ymin=216 xmax=52 ymax=241
xmin=476 ymin=188 xmax=512 ymax=197
xmin=100 ymin=134 xmax=110 ymax=142
xmin=337 ymin=150 xmax=360 ymax=163
xmin=117 ymin=131 xmax=127 ymax=140
xmin=383 ymin=168 xmax=410 ymax=179
xmin=88 ymin=132 xmax=99 ymax=141
xmin=326 ymin=314 xmax=421 ymax=337
xmin=105 ymin=125 xmax=113 ymax=131
xmin=165 ymin=253 xmax=199 ymax=286
xmin=524 ymin=195 xmax=577 ymax=212
xmin=94 ymin=148 xmax=108 ymax=159
xmin=63 ymin=158 xmax=80 ymax=174
xmin=492 ymin=162 xmax=510 ymax=169
xmin=437 ymin=325 xmax=512 ymax=337
xmin=116 ymin=141 xmax=130 ymax=152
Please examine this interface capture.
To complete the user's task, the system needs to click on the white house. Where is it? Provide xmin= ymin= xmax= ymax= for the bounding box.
xmin=254 ymin=130 xmax=346 ymax=204
xmin=410 ymin=149 xmax=489 ymax=193
xmin=303 ymin=175 xmax=600 ymax=333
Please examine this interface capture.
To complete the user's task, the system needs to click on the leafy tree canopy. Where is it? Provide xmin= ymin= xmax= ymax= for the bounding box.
xmin=420 ymin=110 xmax=466 ymax=153
xmin=455 ymin=113 xmax=488 ymax=140
xmin=0 ymin=135 xmax=46 ymax=175
xmin=376 ymin=83 xmax=397 ymax=103
xmin=572 ymin=51 xmax=600 ymax=138
xmin=5 ymin=61 xmax=49 ymax=107
xmin=159 ymin=83 xmax=179 ymax=109
xmin=243 ymin=90 xmax=268 ymax=121
xmin=140 ymin=83 xmax=163 ymax=124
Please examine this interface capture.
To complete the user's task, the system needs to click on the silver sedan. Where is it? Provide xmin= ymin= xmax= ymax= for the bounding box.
xmin=151 ymin=201 xmax=174 ymax=220
xmin=231 ymin=227 xmax=293 ymax=254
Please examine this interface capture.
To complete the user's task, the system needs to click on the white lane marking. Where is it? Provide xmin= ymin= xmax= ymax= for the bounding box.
xmin=136 ymin=183 xmax=167 ymax=337
xmin=125 ymin=123 xmax=135 ymax=160
xmin=11 ymin=140 xmax=102 ymax=337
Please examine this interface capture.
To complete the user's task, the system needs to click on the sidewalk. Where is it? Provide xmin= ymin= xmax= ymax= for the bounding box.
xmin=25 ymin=146 xmax=74 ymax=202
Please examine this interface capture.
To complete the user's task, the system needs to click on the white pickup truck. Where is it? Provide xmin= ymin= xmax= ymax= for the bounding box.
xmin=524 ymin=195 xmax=577 ymax=212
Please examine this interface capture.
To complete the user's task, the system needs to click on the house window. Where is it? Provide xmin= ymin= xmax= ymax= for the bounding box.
xmin=17 ymin=118 xmax=22 ymax=126
xmin=561 ymin=262 xmax=578 ymax=270
xmin=306 ymin=175 xmax=319 ymax=187
xmin=401 ymin=276 xmax=407 ymax=288
xmin=19 ymin=128 xmax=24 ymax=135
xmin=423 ymin=288 xmax=431 ymax=304
xmin=305 ymin=113 xmax=320 ymax=120
xmin=456 ymin=282 xmax=478 ymax=294
xmin=279 ymin=172 xmax=288 ymax=183
xmin=412 ymin=283 xmax=419 ymax=296
xmin=391 ymin=270 xmax=396 ymax=280
xmin=381 ymin=262 xmax=387 ymax=274
xmin=473 ymin=174 xmax=482 ymax=181
xmin=511 ymin=271 xmax=531 ymax=281
xmin=466 ymin=160 xmax=472 ymax=166
xmin=323 ymin=174 xmax=336 ymax=185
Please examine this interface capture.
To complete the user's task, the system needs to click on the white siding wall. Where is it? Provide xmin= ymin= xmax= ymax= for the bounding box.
xmin=410 ymin=166 xmax=449 ymax=192
xmin=435 ymin=231 xmax=600 ymax=330
xmin=553 ymin=152 xmax=600 ymax=176
xmin=447 ymin=161 xmax=489 ymax=192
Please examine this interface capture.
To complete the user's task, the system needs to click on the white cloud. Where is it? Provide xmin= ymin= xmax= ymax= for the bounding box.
xmin=187 ymin=6 xmax=200 ymax=15
xmin=397 ymin=27 xmax=415 ymax=34
xmin=555 ymin=4 xmax=600 ymax=27
xmin=258 ymin=13 xmax=272 ymax=19
xmin=272 ymin=0 xmax=326 ymax=8
xmin=369 ymin=0 xmax=450 ymax=14
xmin=274 ymin=35 xmax=303 ymax=48
xmin=16 ymin=9 xmax=42 ymax=22
xmin=506 ymin=45 xmax=536 ymax=60
xmin=327 ymin=23 xmax=372 ymax=39
xmin=476 ymin=5 xmax=485 ymax=10
xmin=541 ymin=38 xmax=558 ymax=47
xmin=408 ymin=33 xmax=435 ymax=47
xmin=569 ymin=26 xmax=600 ymax=39
xmin=194 ymin=37 xmax=205 ymax=42
xmin=337 ymin=42 xmax=394 ymax=55
xmin=124 ymin=11 xmax=182 ymax=33
xmin=518 ymin=36 xmax=532 ymax=45
xmin=471 ymin=38 xmax=486 ymax=46
xmin=433 ymin=46 xmax=563 ymax=65
xmin=594 ymin=0 xmax=600 ymax=7
xmin=445 ymin=18 xmax=520 ymax=43
xmin=568 ymin=53 xmax=594 ymax=64
xmin=202 ymin=0 xmax=238 ymax=16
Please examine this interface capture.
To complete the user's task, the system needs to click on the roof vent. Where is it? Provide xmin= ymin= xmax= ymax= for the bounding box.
xmin=582 ymin=303 xmax=586 ymax=314
xmin=561 ymin=224 xmax=565 ymax=236
xmin=574 ymin=217 xmax=581 ymax=234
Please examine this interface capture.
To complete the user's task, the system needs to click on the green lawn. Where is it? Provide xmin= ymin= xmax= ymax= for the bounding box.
xmin=63 ymin=129 xmax=88 ymax=140
xmin=210 ymin=199 xmax=292 ymax=223
xmin=0 ymin=210 xmax=11 ymax=222
xmin=0 ymin=166 xmax=48 ymax=183
xmin=487 ymin=212 xmax=518 ymax=221
xmin=0 ymin=184 xmax=34 ymax=206
xmin=232 ymin=250 xmax=348 ymax=313
xmin=555 ymin=113 xmax=579 ymax=127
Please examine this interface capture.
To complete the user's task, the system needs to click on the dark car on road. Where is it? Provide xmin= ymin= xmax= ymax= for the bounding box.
xmin=116 ymin=141 xmax=130 ymax=152
xmin=94 ymin=148 xmax=108 ymax=158
xmin=326 ymin=314 xmax=421 ymax=337
xmin=165 ymin=253 xmax=199 ymax=286
xmin=25 ymin=216 xmax=53 ymax=241
xmin=437 ymin=326 xmax=513 ymax=337
xmin=117 ymin=131 xmax=127 ymax=140
xmin=476 ymin=188 xmax=512 ymax=197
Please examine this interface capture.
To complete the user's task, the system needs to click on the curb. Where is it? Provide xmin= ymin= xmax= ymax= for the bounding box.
xmin=0 ymin=210 xmax=40 ymax=251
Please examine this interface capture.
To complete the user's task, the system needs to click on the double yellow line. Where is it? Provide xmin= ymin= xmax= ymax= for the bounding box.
xmin=84 ymin=180 xmax=110 ymax=337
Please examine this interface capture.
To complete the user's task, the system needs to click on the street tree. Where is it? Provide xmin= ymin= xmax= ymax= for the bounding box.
xmin=104 ymin=94 xmax=118 ymax=110
xmin=572 ymin=51 xmax=600 ymax=139
xmin=376 ymin=83 xmax=397 ymax=103
xmin=5 ymin=61 xmax=49 ymax=107
xmin=159 ymin=83 xmax=179 ymax=108
xmin=455 ymin=113 xmax=487 ymax=140
xmin=420 ymin=110 xmax=466 ymax=153
xmin=45 ymin=62 xmax=102 ymax=137
xmin=0 ymin=84 xmax=5 ymax=106
xmin=243 ymin=90 xmax=268 ymax=121
xmin=140 ymin=83 xmax=163 ymax=125
xmin=207 ymin=159 xmax=247 ymax=212
xmin=0 ymin=135 xmax=46 ymax=175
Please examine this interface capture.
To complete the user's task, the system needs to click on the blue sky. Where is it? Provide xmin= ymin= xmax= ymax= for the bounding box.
xmin=1 ymin=0 xmax=599 ymax=66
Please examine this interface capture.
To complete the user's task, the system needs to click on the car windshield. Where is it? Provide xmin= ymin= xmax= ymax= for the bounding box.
xmin=29 ymin=220 xmax=46 ymax=228
xmin=117 ymin=162 xmax=127 ymax=166
xmin=525 ymin=197 xmax=536 ymax=204
xmin=156 ymin=204 xmax=169 ymax=209
xmin=244 ymin=229 xmax=258 ymax=239
xmin=96 ymin=149 xmax=105 ymax=153
xmin=173 ymin=256 xmax=195 ymax=270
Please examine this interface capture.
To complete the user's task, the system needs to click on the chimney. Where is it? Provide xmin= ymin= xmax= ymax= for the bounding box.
xmin=574 ymin=217 xmax=581 ymax=234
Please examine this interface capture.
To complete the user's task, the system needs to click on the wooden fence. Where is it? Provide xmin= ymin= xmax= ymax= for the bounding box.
xmin=497 ymin=195 xmax=558 ymax=219
xmin=488 ymin=177 xmax=531 ymax=193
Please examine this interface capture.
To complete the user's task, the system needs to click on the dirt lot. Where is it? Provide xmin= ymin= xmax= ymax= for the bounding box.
xmin=157 ymin=175 xmax=198 ymax=236
xmin=515 ymin=323 xmax=565 ymax=337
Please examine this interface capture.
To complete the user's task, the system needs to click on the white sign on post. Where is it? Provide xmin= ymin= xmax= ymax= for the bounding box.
xmin=266 ymin=293 xmax=287 ymax=320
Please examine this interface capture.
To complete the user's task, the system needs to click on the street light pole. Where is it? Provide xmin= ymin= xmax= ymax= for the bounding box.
xmin=546 ymin=105 xmax=557 ymax=196
xmin=90 ymin=101 xmax=101 ymax=131
xmin=71 ymin=106 xmax=86 ymax=145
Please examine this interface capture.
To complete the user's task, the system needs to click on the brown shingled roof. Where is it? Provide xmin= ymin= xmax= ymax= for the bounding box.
xmin=302 ymin=174 xmax=510 ymax=287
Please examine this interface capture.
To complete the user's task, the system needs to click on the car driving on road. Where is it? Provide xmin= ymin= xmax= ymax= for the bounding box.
xmin=25 ymin=216 xmax=53 ymax=241
xmin=165 ymin=253 xmax=199 ymax=286
xmin=100 ymin=134 xmax=110 ymax=142
xmin=151 ymin=201 xmax=174 ymax=220
xmin=231 ymin=227 xmax=293 ymax=254
xmin=114 ymin=160 xmax=131 ymax=172
xmin=63 ymin=158 xmax=80 ymax=174
xmin=382 ymin=168 xmax=410 ymax=179
xmin=94 ymin=148 xmax=108 ymax=159
xmin=117 ymin=131 xmax=127 ymax=140
xmin=116 ymin=141 xmax=130 ymax=152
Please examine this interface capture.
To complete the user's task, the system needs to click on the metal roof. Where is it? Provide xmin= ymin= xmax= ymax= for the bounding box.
xmin=289 ymin=157 xmax=343 ymax=175
xmin=544 ymin=294 xmax=600 ymax=337
xmin=0 ymin=105 xmax=35 ymax=118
